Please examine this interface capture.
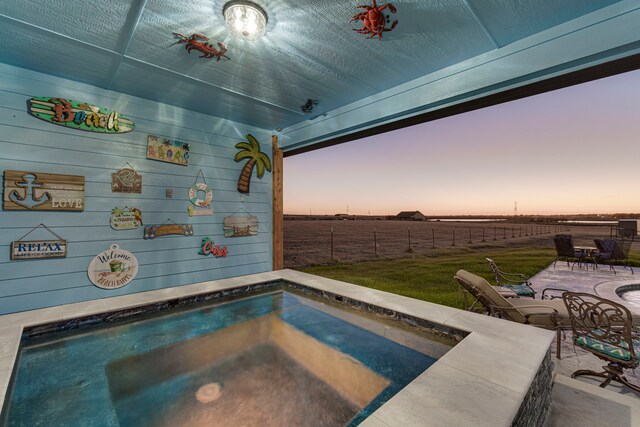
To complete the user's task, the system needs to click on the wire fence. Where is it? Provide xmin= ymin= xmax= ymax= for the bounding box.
xmin=284 ymin=220 xmax=576 ymax=268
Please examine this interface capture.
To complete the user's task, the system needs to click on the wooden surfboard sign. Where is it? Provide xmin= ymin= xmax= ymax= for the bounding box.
xmin=11 ymin=239 xmax=67 ymax=260
xmin=144 ymin=224 xmax=193 ymax=239
xmin=28 ymin=97 xmax=135 ymax=133
xmin=3 ymin=170 xmax=85 ymax=211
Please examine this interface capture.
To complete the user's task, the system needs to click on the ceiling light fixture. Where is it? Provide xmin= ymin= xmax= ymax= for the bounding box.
xmin=223 ymin=1 xmax=268 ymax=41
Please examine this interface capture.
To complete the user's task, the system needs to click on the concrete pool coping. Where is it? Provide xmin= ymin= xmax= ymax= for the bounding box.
xmin=595 ymin=279 xmax=640 ymax=316
xmin=0 ymin=269 xmax=554 ymax=426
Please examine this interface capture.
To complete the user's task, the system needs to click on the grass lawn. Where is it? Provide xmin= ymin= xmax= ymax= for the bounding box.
xmin=301 ymin=248 xmax=557 ymax=309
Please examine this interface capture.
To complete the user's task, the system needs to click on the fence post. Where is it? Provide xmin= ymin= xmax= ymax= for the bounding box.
xmin=468 ymin=227 xmax=472 ymax=244
xmin=511 ymin=227 xmax=514 ymax=238
xmin=526 ymin=226 xmax=529 ymax=236
xmin=481 ymin=228 xmax=486 ymax=242
xmin=494 ymin=227 xmax=497 ymax=241
xmin=432 ymin=228 xmax=436 ymax=249
xmin=452 ymin=228 xmax=456 ymax=246
xmin=330 ymin=227 xmax=334 ymax=260
xmin=374 ymin=227 xmax=377 ymax=256
xmin=408 ymin=227 xmax=412 ymax=252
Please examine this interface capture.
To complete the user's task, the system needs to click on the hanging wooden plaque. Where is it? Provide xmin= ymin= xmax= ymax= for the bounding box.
xmin=28 ymin=97 xmax=135 ymax=133
xmin=144 ymin=224 xmax=193 ymax=239
xmin=111 ymin=167 xmax=142 ymax=193
xmin=11 ymin=240 xmax=67 ymax=260
xmin=223 ymin=215 xmax=258 ymax=237
xmin=110 ymin=207 xmax=143 ymax=230
xmin=3 ymin=170 xmax=85 ymax=211
xmin=147 ymin=135 xmax=190 ymax=166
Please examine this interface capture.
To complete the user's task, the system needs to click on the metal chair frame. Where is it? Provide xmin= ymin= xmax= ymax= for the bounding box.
xmin=562 ymin=291 xmax=640 ymax=392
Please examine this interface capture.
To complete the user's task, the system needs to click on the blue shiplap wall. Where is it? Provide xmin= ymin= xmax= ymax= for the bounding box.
xmin=0 ymin=63 xmax=273 ymax=314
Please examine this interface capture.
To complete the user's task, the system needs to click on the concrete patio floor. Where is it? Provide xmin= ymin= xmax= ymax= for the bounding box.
xmin=528 ymin=262 xmax=640 ymax=425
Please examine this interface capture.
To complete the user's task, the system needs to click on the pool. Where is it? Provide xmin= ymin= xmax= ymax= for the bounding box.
xmin=2 ymin=288 xmax=450 ymax=426
xmin=0 ymin=270 xmax=555 ymax=426
xmin=595 ymin=280 xmax=640 ymax=316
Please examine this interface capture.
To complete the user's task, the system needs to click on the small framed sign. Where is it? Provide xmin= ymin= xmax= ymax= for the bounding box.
xmin=144 ymin=223 xmax=193 ymax=239
xmin=224 ymin=214 xmax=258 ymax=237
xmin=111 ymin=164 xmax=142 ymax=193
xmin=10 ymin=224 xmax=67 ymax=260
xmin=11 ymin=240 xmax=67 ymax=260
xmin=110 ymin=207 xmax=142 ymax=230
xmin=147 ymin=135 xmax=190 ymax=166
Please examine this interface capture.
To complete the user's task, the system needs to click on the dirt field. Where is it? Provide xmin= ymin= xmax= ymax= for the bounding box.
xmin=284 ymin=220 xmax=624 ymax=268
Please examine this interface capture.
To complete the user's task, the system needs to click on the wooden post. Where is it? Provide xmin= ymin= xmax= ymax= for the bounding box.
xmin=468 ymin=228 xmax=472 ymax=244
xmin=481 ymin=228 xmax=486 ymax=242
xmin=330 ymin=226 xmax=334 ymax=260
xmin=493 ymin=227 xmax=497 ymax=241
xmin=452 ymin=228 xmax=456 ymax=246
xmin=272 ymin=135 xmax=284 ymax=270
xmin=374 ymin=228 xmax=378 ymax=256
xmin=408 ymin=227 xmax=412 ymax=251
xmin=432 ymin=228 xmax=436 ymax=248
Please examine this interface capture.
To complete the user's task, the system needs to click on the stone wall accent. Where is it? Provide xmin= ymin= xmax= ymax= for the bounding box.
xmin=512 ymin=348 xmax=553 ymax=426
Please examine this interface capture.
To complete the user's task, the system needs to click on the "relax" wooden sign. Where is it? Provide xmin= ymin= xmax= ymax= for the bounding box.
xmin=3 ymin=170 xmax=85 ymax=211
xmin=11 ymin=239 xmax=67 ymax=260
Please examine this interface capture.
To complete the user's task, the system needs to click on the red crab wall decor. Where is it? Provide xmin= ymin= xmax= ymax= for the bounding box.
xmin=173 ymin=33 xmax=230 ymax=61
xmin=352 ymin=1 xmax=398 ymax=40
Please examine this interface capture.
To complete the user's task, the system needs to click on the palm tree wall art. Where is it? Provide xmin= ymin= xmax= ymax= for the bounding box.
xmin=234 ymin=134 xmax=272 ymax=194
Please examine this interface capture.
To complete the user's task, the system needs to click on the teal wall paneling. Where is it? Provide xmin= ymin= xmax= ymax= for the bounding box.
xmin=0 ymin=63 xmax=273 ymax=314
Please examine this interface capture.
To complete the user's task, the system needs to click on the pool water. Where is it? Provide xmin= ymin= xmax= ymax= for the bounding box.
xmin=3 ymin=291 xmax=443 ymax=426
xmin=619 ymin=288 xmax=640 ymax=309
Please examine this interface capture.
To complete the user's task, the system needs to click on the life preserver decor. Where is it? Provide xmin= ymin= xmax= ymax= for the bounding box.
xmin=189 ymin=183 xmax=213 ymax=207
xmin=88 ymin=244 xmax=138 ymax=289
xmin=234 ymin=134 xmax=272 ymax=194
xmin=28 ymin=97 xmax=135 ymax=133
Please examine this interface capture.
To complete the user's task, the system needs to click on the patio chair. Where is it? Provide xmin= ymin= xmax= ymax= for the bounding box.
xmin=486 ymin=258 xmax=535 ymax=298
xmin=593 ymin=238 xmax=634 ymax=275
xmin=454 ymin=269 xmax=571 ymax=358
xmin=553 ymin=234 xmax=594 ymax=270
xmin=562 ymin=291 xmax=640 ymax=393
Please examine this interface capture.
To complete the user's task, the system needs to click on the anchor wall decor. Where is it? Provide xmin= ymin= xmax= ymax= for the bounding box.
xmin=3 ymin=170 xmax=85 ymax=211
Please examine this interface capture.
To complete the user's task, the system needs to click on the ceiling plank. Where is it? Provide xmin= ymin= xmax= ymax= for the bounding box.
xmin=462 ymin=0 xmax=500 ymax=49
xmin=108 ymin=0 xmax=149 ymax=89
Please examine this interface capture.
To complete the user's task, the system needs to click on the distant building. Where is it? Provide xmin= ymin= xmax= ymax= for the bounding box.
xmin=395 ymin=211 xmax=427 ymax=221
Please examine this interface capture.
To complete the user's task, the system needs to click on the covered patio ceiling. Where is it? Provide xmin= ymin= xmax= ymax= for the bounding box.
xmin=0 ymin=0 xmax=638 ymax=153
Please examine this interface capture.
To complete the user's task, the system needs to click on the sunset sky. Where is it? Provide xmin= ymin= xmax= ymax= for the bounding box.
xmin=284 ymin=69 xmax=640 ymax=216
